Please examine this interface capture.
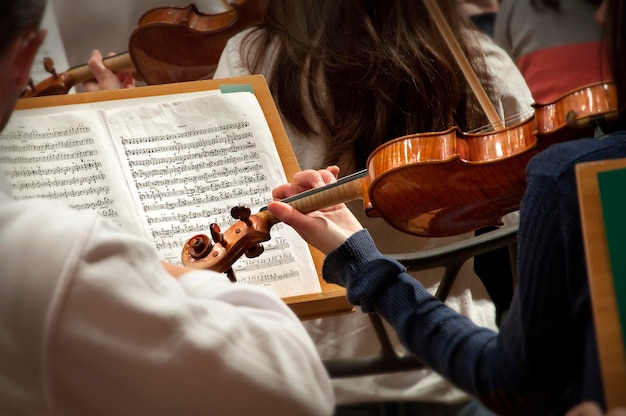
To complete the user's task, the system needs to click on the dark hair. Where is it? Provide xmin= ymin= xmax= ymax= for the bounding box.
xmin=530 ymin=0 xmax=602 ymax=11
xmin=604 ymin=0 xmax=626 ymax=122
xmin=241 ymin=0 xmax=494 ymax=169
xmin=0 ymin=0 xmax=46 ymax=54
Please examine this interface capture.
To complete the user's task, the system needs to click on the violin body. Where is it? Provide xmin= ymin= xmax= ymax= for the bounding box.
xmin=364 ymin=119 xmax=537 ymax=236
xmin=365 ymin=83 xmax=618 ymax=236
xmin=534 ymin=81 xmax=618 ymax=133
xmin=22 ymin=1 xmax=266 ymax=97
xmin=129 ymin=1 xmax=266 ymax=84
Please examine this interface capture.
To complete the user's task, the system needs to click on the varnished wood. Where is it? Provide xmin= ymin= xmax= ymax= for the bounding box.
xmin=366 ymin=117 xmax=537 ymax=236
xmin=129 ymin=0 xmax=266 ymax=84
xmin=22 ymin=1 xmax=267 ymax=97
xmin=21 ymin=53 xmax=135 ymax=98
xmin=576 ymin=158 xmax=626 ymax=409
xmin=534 ymin=82 xmax=618 ymax=134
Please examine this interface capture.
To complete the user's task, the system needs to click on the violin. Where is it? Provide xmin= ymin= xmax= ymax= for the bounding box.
xmin=129 ymin=0 xmax=267 ymax=84
xmin=21 ymin=0 xmax=267 ymax=98
xmin=181 ymin=117 xmax=539 ymax=274
xmin=180 ymin=0 xmax=619 ymax=276
xmin=534 ymin=81 xmax=618 ymax=134
xmin=21 ymin=53 xmax=135 ymax=98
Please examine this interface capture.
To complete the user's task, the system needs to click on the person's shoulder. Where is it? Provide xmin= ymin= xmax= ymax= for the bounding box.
xmin=214 ymin=26 xmax=266 ymax=78
xmin=226 ymin=26 xmax=264 ymax=50
xmin=527 ymin=130 xmax=626 ymax=179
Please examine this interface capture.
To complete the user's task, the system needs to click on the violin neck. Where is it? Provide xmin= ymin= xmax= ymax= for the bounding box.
xmin=260 ymin=170 xmax=369 ymax=225
xmin=66 ymin=52 xmax=135 ymax=86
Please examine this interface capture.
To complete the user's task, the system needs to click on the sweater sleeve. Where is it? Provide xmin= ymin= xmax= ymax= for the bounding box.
xmin=322 ymin=229 xmax=554 ymax=415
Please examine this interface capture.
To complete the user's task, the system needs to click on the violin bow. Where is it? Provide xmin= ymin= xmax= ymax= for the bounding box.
xmin=423 ymin=0 xmax=504 ymax=131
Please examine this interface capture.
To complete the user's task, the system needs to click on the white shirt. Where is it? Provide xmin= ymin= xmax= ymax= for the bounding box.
xmin=0 ymin=184 xmax=334 ymax=415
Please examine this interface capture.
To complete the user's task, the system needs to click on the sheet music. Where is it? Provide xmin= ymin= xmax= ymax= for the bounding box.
xmin=1 ymin=92 xmax=321 ymax=298
xmin=1 ymin=111 xmax=144 ymax=237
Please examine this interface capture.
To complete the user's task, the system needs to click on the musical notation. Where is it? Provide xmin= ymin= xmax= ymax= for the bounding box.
xmin=4 ymin=90 xmax=321 ymax=298
xmin=0 ymin=137 xmax=94 ymax=152
xmin=1 ymin=125 xmax=90 ymax=140
xmin=119 ymin=121 xmax=250 ymax=146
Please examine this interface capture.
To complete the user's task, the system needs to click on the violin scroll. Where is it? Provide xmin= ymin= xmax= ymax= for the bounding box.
xmin=181 ymin=205 xmax=274 ymax=280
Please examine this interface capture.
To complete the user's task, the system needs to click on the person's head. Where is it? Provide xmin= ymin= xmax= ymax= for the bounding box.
xmin=243 ymin=0 xmax=492 ymax=170
xmin=601 ymin=0 xmax=626 ymax=123
xmin=0 ymin=0 xmax=47 ymax=131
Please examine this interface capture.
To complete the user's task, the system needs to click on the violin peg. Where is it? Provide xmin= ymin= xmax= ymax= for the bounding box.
xmin=43 ymin=57 xmax=58 ymax=78
xmin=209 ymin=223 xmax=225 ymax=245
xmin=230 ymin=205 xmax=252 ymax=222
xmin=245 ymin=244 xmax=264 ymax=258
xmin=225 ymin=268 xmax=237 ymax=282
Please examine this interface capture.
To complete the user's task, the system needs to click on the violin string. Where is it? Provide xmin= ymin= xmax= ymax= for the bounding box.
xmin=467 ymin=109 xmax=535 ymax=134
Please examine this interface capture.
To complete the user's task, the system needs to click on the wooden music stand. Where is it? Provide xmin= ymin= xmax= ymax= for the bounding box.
xmin=576 ymin=157 xmax=626 ymax=409
xmin=16 ymin=75 xmax=353 ymax=321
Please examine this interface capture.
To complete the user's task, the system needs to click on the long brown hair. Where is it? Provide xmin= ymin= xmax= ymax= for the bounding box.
xmin=604 ymin=0 xmax=626 ymax=123
xmin=240 ymin=0 xmax=494 ymax=170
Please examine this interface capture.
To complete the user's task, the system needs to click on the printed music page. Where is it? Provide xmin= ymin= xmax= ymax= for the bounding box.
xmin=1 ymin=91 xmax=321 ymax=298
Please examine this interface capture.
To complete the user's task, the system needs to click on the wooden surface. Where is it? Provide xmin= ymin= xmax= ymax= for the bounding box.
xmin=576 ymin=158 xmax=626 ymax=408
xmin=16 ymin=75 xmax=352 ymax=320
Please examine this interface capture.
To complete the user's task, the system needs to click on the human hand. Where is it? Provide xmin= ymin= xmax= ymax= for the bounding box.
xmin=268 ymin=166 xmax=363 ymax=255
xmin=161 ymin=261 xmax=196 ymax=279
xmin=84 ymin=49 xmax=135 ymax=92
xmin=566 ymin=402 xmax=626 ymax=416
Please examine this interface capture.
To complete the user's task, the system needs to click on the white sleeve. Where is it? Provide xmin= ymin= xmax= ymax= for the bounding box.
xmin=47 ymin=217 xmax=334 ymax=416
xmin=478 ymin=33 xmax=535 ymax=120
xmin=214 ymin=30 xmax=254 ymax=79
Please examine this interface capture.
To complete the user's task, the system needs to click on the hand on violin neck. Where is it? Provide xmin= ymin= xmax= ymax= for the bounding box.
xmin=84 ymin=49 xmax=135 ymax=92
xmin=268 ymin=166 xmax=363 ymax=256
xmin=271 ymin=166 xmax=341 ymax=200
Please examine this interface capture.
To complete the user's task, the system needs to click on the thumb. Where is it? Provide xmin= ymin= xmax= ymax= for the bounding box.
xmin=268 ymin=201 xmax=313 ymax=231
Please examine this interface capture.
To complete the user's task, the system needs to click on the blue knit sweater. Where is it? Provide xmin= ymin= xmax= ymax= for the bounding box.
xmin=322 ymin=131 xmax=626 ymax=415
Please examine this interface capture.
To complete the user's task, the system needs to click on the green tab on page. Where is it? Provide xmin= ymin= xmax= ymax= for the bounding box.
xmin=220 ymin=84 xmax=254 ymax=94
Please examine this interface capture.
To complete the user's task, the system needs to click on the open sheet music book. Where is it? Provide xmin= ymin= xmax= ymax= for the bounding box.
xmin=5 ymin=75 xmax=351 ymax=319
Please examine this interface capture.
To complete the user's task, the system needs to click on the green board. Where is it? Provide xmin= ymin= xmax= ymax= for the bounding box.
xmin=598 ymin=167 xmax=626 ymax=350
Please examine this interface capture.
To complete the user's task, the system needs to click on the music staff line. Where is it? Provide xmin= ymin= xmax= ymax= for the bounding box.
xmin=119 ymin=121 xmax=250 ymax=146
xmin=11 ymin=172 xmax=106 ymax=191
xmin=0 ymin=149 xmax=98 ymax=164
xmin=0 ymin=137 xmax=94 ymax=152
xmin=141 ymin=184 xmax=271 ymax=212
xmin=123 ymin=132 xmax=253 ymax=157
xmin=0 ymin=125 xmax=91 ymax=140
xmin=135 ymin=163 xmax=265 ymax=189
xmin=126 ymin=141 xmax=256 ymax=168
xmin=16 ymin=185 xmax=110 ymax=200
xmin=5 ymin=161 xmax=103 ymax=179
xmin=130 ymin=152 xmax=259 ymax=179
xmin=236 ymin=269 xmax=301 ymax=285
xmin=137 ymin=173 xmax=268 ymax=201
xmin=69 ymin=197 xmax=114 ymax=211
